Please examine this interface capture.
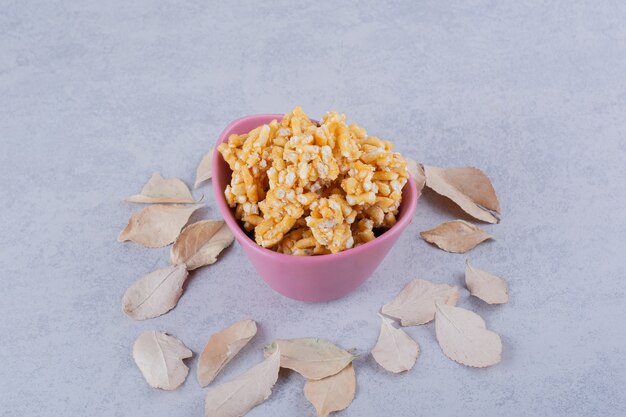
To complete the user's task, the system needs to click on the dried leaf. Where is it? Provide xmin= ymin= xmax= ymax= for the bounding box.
xmin=404 ymin=157 xmax=426 ymax=196
xmin=197 ymin=319 xmax=257 ymax=387
xmin=465 ymin=260 xmax=509 ymax=304
xmin=118 ymin=204 xmax=203 ymax=248
xmin=381 ymin=278 xmax=459 ymax=326
xmin=195 ymin=149 xmax=213 ymax=188
xmin=170 ymin=220 xmax=234 ymax=271
xmin=122 ymin=264 xmax=189 ymax=320
xmin=204 ymin=346 xmax=281 ymax=417
xmin=420 ymin=220 xmax=493 ymax=253
xmin=304 ymin=363 xmax=356 ymax=417
xmin=127 ymin=172 xmax=195 ymax=204
xmin=263 ymin=338 xmax=355 ymax=380
xmin=371 ymin=315 xmax=419 ymax=373
xmin=132 ymin=330 xmax=192 ymax=390
xmin=424 ymin=165 xmax=500 ymax=223
xmin=435 ymin=303 xmax=502 ymax=368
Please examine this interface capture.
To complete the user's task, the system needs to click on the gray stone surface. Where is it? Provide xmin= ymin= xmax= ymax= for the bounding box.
xmin=1 ymin=1 xmax=625 ymax=416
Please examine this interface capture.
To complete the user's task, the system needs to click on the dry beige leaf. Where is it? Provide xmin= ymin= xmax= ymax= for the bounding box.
xmin=435 ymin=303 xmax=502 ymax=368
xmin=127 ymin=172 xmax=195 ymax=204
xmin=197 ymin=319 xmax=258 ymax=387
xmin=195 ymin=149 xmax=214 ymax=188
xmin=423 ymin=165 xmax=500 ymax=223
xmin=122 ymin=264 xmax=189 ymax=320
xmin=204 ymin=346 xmax=281 ymax=417
xmin=118 ymin=204 xmax=203 ymax=248
xmin=381 ymin=278 xmax=460 ymax=326
xmin=170 ymin=220 xmax=234 ymax=271
xmin=404 ymin=157 xmax=426 ymax=196
xmin=304 ymin=363 xmax=356 ymax=417
xmin=263 ymin=338 xmax=355 ymax=380
xmin=465 ymin=260 xmax=509 ymax=304
xmin=132 ymin=330 xmax=192 ymax=390
xmin=420 ymin=220 xmax=493 ymax=253
xmin=371 ymin=315 xmax=419 ymax=373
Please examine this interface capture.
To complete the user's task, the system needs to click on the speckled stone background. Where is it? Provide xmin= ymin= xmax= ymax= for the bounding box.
xmin=1 ymin=1 xmax=625 ymax=416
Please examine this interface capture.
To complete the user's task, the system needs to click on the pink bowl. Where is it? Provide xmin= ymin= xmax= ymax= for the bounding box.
xmin=212 ymin=114 xmax=418 ymax=302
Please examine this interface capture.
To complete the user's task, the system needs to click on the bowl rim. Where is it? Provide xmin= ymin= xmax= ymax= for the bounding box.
xmin=212 ymin=114 xmax=418 ymax=264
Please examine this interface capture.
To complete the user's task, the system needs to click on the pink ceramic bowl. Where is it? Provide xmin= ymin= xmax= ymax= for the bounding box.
xmin=212 ymin=114 xmax=418 ymax=302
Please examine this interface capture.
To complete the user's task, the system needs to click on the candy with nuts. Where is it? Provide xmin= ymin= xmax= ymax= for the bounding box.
xmin=218 ymin=106 xmax=409 ymax=254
